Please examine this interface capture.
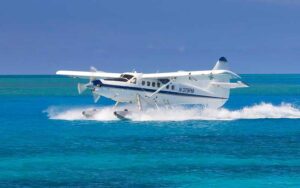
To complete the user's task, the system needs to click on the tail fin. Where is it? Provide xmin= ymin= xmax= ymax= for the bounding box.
xmin=208 ymin=57 xmax=230 ymax=108
xmin=213 ymin=57 xmax=228 ymax=70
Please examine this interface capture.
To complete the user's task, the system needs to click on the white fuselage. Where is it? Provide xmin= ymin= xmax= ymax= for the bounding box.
xmin=93 ymin=76 xmax=229 ymax=109
xmin=56 ymin=57 xmax=248 ymax=110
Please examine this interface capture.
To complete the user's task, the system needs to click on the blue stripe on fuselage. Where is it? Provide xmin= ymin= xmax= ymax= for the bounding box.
xmin=100 ymin=83 xmax=227 ymax=100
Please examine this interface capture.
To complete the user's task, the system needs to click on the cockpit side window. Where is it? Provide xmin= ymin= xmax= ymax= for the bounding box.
xmin=130 ymin=78 xmax=136 ymax=84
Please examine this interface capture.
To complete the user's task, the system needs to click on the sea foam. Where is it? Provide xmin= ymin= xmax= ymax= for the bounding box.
xmin=45 ymin=103 xmax=300 ymax=122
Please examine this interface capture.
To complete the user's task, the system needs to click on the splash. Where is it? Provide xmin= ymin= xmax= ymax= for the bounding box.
xmin=45 ymin=103 xmax=300 ymax=122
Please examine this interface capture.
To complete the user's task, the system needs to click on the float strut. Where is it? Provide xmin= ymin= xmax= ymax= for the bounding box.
xmin=113 ymin=101 xmax=120 ymax=109
xmin=136 ymin=94 xmax=143 ymax=111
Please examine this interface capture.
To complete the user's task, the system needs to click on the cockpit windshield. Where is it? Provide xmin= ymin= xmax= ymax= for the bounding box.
xmin=104 ymin=74 xmax=134 ymax=82
xmin=120 ymin=74 xmax=134 ymax=80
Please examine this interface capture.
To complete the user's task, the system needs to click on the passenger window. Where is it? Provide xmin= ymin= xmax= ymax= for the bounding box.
xmin=171 ymin=85 xmax=175 ymax=90
xmin=142 ymin=81 xmax=145 ymax=85
xmin=147 ymin=81 xmax=150 ymax=86
xmin=152 ymin=82 xmax=156 ymax=87
xmin=166 ymin=85 xmax=169 ymax=89
xmin=157 ymin=83 xmax=160 ymax=87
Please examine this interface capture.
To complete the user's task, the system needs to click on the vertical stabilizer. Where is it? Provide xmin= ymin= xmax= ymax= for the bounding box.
xmin=213 ymin=57 xmax=228 ymax=70
xmin=209 ymin=57 xmax=230 ymax=105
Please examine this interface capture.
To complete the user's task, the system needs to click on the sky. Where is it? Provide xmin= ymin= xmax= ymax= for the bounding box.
xmin=0 ymin=0 xmax=299 ymax=74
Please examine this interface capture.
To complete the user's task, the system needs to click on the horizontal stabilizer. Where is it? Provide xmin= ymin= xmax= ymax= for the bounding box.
xmin=210 ymin=81 xmax=249 ymax=89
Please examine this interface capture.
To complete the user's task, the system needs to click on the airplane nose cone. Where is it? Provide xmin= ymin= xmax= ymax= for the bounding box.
xmin=92 ymin=80 xmax=103 ymax=87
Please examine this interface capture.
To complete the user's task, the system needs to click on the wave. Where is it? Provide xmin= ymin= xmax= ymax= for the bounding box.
xmin=45 ymin=103 xmax=300 ymax=122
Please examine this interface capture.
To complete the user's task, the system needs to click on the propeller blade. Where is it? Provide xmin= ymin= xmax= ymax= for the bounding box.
xmin=78 ymin=83 xmax=88 ymax=94
xmin=92 ymin=92 xmax=101 ymax=103
xmin=90 ymin=66 xmax=98 ymax=72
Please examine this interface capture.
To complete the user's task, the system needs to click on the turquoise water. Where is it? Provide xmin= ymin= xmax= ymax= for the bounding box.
xmin=1 ymin=75 xmax=300 ymax=187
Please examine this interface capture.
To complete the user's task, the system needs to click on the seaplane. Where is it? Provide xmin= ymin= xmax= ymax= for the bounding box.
xmin=56 ymin=57 xmax=248 ymax=120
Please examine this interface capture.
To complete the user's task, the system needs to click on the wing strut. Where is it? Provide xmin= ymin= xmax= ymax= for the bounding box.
xmin=136 ymin=94 xmax=143 ymax=111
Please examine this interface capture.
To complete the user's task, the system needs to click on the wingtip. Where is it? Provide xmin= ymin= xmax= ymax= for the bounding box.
xmin=56 ymin=70 xmax=62 ymax=75
xmin=56 ymin=70 xmax=68 ymax=75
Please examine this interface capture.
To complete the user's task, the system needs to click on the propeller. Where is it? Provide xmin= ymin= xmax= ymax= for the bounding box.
xmin=90 ymin=66 xmax=98 ymax=72
xmin=77 ymin=82 xmax=92 ymax=94
xmin=77 ymin=67 xmax=103 ymax=103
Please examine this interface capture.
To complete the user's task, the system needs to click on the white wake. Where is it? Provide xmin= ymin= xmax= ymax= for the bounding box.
xmin=45 ymin=103 xmax=300 ymax=122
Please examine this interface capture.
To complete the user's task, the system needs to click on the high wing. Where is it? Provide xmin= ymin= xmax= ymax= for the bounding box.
xmin=141 ymin=70 xmax=240 ymax=80
xmin=56 ymin=57 xmax=241 ymax=81
xmin=142 ymin=57 xmax=241 ymax=80
xmin=56 ymin=70 xmax=121 ymax=79
xmin=56 ymin=69 xmax=240 ymax=80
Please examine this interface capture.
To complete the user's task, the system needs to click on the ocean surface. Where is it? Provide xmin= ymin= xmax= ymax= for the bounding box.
xmin=1 ymin=74 xmax=300 ymax=187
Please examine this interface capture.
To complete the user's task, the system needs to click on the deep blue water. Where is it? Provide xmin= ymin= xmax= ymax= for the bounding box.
xmin=1 ymin=75 xmax=300 ymax=187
